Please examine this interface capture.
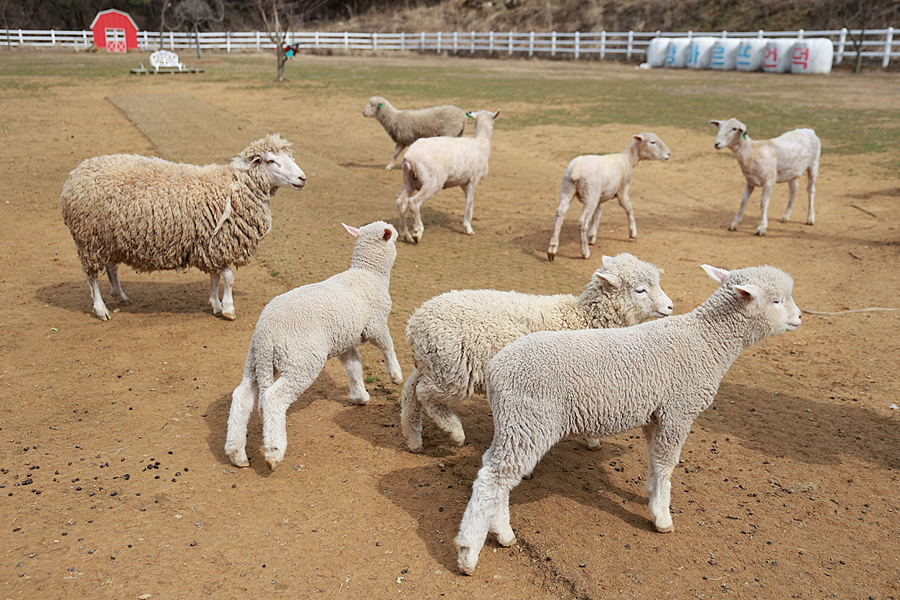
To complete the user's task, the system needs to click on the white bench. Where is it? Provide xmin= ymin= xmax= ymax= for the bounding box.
xmin=149 ymin=50 xmax=185 ymax=73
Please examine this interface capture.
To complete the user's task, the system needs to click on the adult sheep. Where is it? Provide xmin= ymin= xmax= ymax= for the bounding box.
xmin=547 ymin=132 xmax=671 ymax=262
xmin=456 ymin=263 xmax=802 ymax=575
xmin=363 ymin=96 xmax=467 ymax=170
xmin=395 ymin=109 xmax=500 ymax=243
xmin=401 ymin=253 xmax=673 ymax=453
xmin=710 ymin=118 xmax=820 ymax=235
xmin=60 ymin=134 xmax=306 ymax=321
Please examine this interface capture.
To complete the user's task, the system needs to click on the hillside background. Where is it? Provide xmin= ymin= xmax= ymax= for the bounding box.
xmin=4 ymin=0 xmax=899 ymax=34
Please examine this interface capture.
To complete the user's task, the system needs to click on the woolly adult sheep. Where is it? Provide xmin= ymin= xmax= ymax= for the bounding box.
xmin=401 ymin=253 xmax=673 ymax=453
xmin=710 ymin=118 xmax=820 ymax=235
xmin=362 ymin=96 xmax=467 ymax=170
xmin=60 ymin=134 xmax=306 ymax=321
xmin=456 ymin=263 xmax=801 ymax=575
xmin=395 ymin=109 xmax=500 ymax=243
xmin=224 ymin=221 xmax=403 ymax=471
xmin=547 ymin=132 xmax=671 ymax=262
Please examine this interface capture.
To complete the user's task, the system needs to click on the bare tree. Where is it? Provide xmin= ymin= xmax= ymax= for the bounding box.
xmin=842 ymin=0 xmax=875 ymax=74
xmin=174 ymin=0 xmax=224 ymax=58
xmin=252 ymin=0 xmax=330 ymax=82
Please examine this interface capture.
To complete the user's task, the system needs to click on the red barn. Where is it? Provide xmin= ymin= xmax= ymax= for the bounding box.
xmin=90 ymin=9 xmax=139 ymax=53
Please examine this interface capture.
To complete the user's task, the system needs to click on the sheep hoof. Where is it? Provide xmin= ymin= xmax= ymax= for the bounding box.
xmin=265 ymin=457 xmax=280 ymax=471
xmin=727 ymin=224 xmax=738 ymax=232
xmin=407 ymin=443 xmax=424 ymax=454
xmin=222 ymin=310 xmax=236 ymax=321
xmin=547 ymin=252 xmax=555 ymax=262
xmin=496 ymin=530 xmax=517 ymax=547
xmin=457 ymin=547 xmax=478 ymax=575
xmin=755 ymin=229 xmax=766 ymax=236
xmin=384 ymin=164 xmax=393 ymax=171
xmin=655 ymin=523 xmax=674 ymax=533
xmin=584 ymin=437 xmax=601 ymax=450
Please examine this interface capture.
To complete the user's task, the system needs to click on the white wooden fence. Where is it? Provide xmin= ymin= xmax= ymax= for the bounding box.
xmin=1 ymin=27 xmax=897 ymax=67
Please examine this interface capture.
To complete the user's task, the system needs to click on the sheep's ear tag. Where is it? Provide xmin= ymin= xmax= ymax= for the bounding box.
xmin=383 ymin=228 xmax=392 ymax=242
xmin=378 ymin=103 xmax=383 ymax=109
xmin=701 ymin=264 xmax=730 ymax=284
xmin=742 ymin=131 xmax=747 ymax=139
xmin=342 ymin=223 xmax=360 ymax=238
xmin=466 ymin=112 xmax=473 ymax=119
xmin=734 ymin=284 xmax=761 ymax=301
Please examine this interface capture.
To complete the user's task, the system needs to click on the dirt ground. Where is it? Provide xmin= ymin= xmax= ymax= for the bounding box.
xmin=1 ymin=52 xmax=898 ymax=600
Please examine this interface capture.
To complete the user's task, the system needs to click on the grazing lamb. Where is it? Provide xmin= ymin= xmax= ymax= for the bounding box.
xmin=547 ymin=132 xmax=671 ymax=262
xmin=363 ymin=96 xmax=467 ymax=170
xmin=710 ymin=118 xmax=820 ymax=235
xmin=456 ymin=263 xmax=801 ymax=575
xmin=401 ymin=253 xmax=673 ymax=453
xmin=224 ymin=221 xmax=404 ymax=471
xmin=395 ymin=109 xmax=500 ymax=243
xmin=60 ymin=134 xmax=306 ymax=321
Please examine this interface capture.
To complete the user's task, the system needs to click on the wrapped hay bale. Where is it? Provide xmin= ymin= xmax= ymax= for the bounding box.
xmin=686 ymin=37 xmax=717 ymax=69
xmin=763 ymin=39 xmax=796 ymax=73
xmin=646 ymin=38 xmax=670 ymax=68
xmin=790 ymin=39 xmax=834 ymax=74
xmin=736 ymin=39 xmax=767 ymax=71
xmin=665 ymin=38 xmax=691 ymax=68
xmin=710 ymin=39 xmax=741 ymax=70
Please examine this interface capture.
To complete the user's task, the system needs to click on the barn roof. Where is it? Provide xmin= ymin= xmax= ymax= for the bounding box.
xmin=89 ymin=9 xmax=138 ymax=31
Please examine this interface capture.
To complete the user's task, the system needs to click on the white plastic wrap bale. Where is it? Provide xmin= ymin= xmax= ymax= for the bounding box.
xmin=710 ymin=39 xmax=741 ymax=70
xmin=790 ymin=39 xmax=834 ymax=74
xmin=665 ymin=38 xmax=692 ymax=68
xmin=763 ymin=39 xmax=797 ymax=73
xmin=646 ymin=38 xmax=670 ymax=68
xmin=686 ymin=37 xmax=717 ymax=69
xmin=735 ymin=39 xmax=767 ymax=71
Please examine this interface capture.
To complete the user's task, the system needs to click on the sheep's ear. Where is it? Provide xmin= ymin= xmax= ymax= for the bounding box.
xmin=733 ymin=283 xmax=762 ymax=301
xmin=383 ymin=228 xmax=392 ymax=242
xmin=633 ymin=133 xmax=644 ymax=142
xmin=701 ymin=264 xmax=730 ymax=284
xmin=597 ymin=272 xmax=623 ymax=289
xmin=709 ymin=120 xmax=721 ymax=128
xmin=342 ymin=223 xmax=360 ymax=237
xmin=250 ymin=155 xmax=263 ymax=165
xmin=492 ymin=110 xmax=500 ymax=119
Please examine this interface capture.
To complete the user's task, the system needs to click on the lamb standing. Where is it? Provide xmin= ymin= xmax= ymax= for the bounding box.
xmin=547 ymin=132 xmax=671 ymax=262
xmin=60 ymin=134 xmax=306 ymax=321
xmin=401 ymin=253 xmax=673 ymax=453
xmin=710 ymin=118 xmax=820 ymax=235
xmin=456 ymin=263 xmax=801 ymax=575
xmin=224 ymin=221 xmax=404 ymax=470
xmin=362 ymin=96 xmax=467 ymax=170
xmin=395 ymin=109 xmax=500 ymax=243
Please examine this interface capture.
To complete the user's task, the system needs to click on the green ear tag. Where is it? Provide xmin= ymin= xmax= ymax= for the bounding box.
xmin=378 ymin=104 xmax=383 ymax=109
xmin=742 ymin=132 xmax=747 ymax=139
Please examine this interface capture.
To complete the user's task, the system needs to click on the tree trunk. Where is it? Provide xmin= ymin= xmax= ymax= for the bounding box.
xmin=195 ymin=24 xmax=202 ymax=58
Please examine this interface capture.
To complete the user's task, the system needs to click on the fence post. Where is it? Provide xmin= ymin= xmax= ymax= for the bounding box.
xmin=169 ymin=30 xmax=174 ymax=49
xmin=344 ymin=31 xmax=349 ymax=51
xmin=721 ymin=30 xmax=727 ymax=39
xmin=836 ymin=27 xmax=846 ymax=63
xmin=373 ymin=32 xmax=377 ymax=51
xmin=437 ymin=31 xmax=441 ymax=54
xmin=226 ymin=30 xmax=230 ymax=53
xmin=627 ymin=30 xmax=634 ymax=60
xmin=453 ymin=31 xmax=458 ymax=54
xmin=574 ymin=31 xmax=579 ymax=59
xmin=884 ymin=27 xmax=894 ymax=67
xmin=529 ymin=31 xmax=534 ymax=57
xmin=509 ymin=31 xmax=513 ymax=56
xmin=489 ymin=31 xmax=494 ymax=55
xmin=551 ymin=31 xmax=556 ymax=57
xmin=51 ymin=30 xmax=55 ymax=46
xmin=798 ymin=28 xmax=804 ymax=40
xmin=470 ymin=31 xmax=475 ymax=54
xmin=757 ymin=29 xmax=763 ymax=39
xmin=401 ymin=31 xmax=405 ymax=52
xmin=600 ymin=30 xmax=606 ymax=60
xmin=420 ymin=31 xmax=425 ymax=52
xmin=19 ymin=29 xmax=23 ymax=45
xmin=256 ymin=31 xmax=259 ymax=50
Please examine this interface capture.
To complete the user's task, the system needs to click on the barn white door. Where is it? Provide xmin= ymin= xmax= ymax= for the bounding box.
xmin=105 ymin=28 xmax=126 ymax=53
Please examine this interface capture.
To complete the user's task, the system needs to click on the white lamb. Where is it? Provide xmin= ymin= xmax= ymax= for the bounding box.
xmin=60 ymin=134 xmax=306 ymax=321
xmin=224 ymin=221 xmax=404 ymax=471
xmin=401 ymin=253 xmax=673 ymax=453
xmin=395 ymin=109 xmax=500 ymax=243
xmin=710 ymin=118 xmax=820 ymax=235
xmin=456 ymin=263 xmax=802 ymax=575
xmin=547 ymin=132 xmax=671 ymax=262
xmin=362 ymin=96 xmax=467 ymax=170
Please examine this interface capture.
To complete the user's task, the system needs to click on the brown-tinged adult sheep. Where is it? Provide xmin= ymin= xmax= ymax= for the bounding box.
xmin=60 ymin=134 xmax=306 ymax=321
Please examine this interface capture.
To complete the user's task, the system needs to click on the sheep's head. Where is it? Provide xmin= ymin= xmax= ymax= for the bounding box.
xmin=466 ymin=110 xmax=500 ymax=135
xmin=634 ymin=132 xmax=671 ymax=162
xmin=582 ymin=253 xmax=674 ymax=325
xmin=702 ymin=264 xmax=802 ymax=343
xmin=709 ymin=118 xmax=748 ymax=150
xmin=234 ymin=134 xmax=306 ymax=191
xmin=345 ymin=220 xmax=399 ymax=274
xmin=363 ymin=97 xmax=386 ymax=118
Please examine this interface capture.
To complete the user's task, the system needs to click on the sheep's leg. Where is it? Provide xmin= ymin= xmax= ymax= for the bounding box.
xmin=805 ymin=161 xmax=818 ymax=225
xmin=396 ymin=167 xmax=417 ymax=243
xmin=408 ymin=184 xmax=441 ymax=244
xmin=422 ymin=396 xmax=466 ymax=447
xmin=578 ymin=194 xmax=601 ymax=259
xmin=755 ymin=182 xmax=774 ymax=236
xmin=106 ymin=264 xmax=129 ymax=304
xmin=385 ymin=143 xmax=406 ymax=170
xmin=224 ymin=357 xmax=259 ymax=467
xmin=728 ymin=182 xmax=755 ymax=232
xmin=87 ymin=272 xmax=111 ymax=321
xmin=259 ymin=364 xmax=320 ymax=470
xmin=462 ymin=180 xmax=478 ymax=235
xmin=586 ymin=202 xmax=603 ymax=245
xmin=400 ymin=368 xmax=426 ymax=452
xmin=781 ymin=178 xmax=798 ymax=223
xmin=617 ymin=184 xmax=638 ymax=238
xmin=209 ymin=273 xmax=223 ymax=316
xmin=220 ymin=267 xmax=236 ymax=320
xmin=366 ymin=324 xmax=403 ymax=384
xmin=337 ymin=347 xmax=370 ymax=405
xmin=642 ymin=422 xmax=684 ymax=533
xmin=547 ymin=181 xmax=576 ymax=261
